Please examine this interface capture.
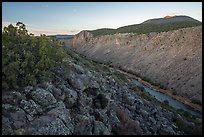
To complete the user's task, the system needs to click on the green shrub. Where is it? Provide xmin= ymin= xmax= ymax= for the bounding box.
xmin=2 ymin=22 xmax=69 ymax=89
xmin=131 ymin=86 xmax=155 ymax=102
xmin=172 ymin=91 xmax=177 ymax=95
xmin=163 ymin=100 xmax=169 ymax=105
xmin=191 ymin=99 xmax=202 ymax=106
xmin=113 ymin=71 xmax=128 ymax=83
xmin=175 ymin=119 xmax=202 ymax=135
xmin=137 ymin=86 xmax=145 ymax=92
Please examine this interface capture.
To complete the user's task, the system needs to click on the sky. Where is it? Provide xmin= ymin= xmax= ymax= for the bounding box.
xmin=2 ymin=2 xmax=202 ymax=36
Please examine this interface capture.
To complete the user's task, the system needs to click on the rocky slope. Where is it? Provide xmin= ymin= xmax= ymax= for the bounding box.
xmin=68 ymin=26 xmax=202 ymax=102
xmin=2 ymin=48 xmax=201 ymax=135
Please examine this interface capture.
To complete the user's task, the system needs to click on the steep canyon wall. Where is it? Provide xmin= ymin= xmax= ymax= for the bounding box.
xmin=67 ymin=26 xmax=202 ymax=101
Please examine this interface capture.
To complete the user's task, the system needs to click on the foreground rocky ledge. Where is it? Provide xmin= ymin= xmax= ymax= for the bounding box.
xmin=2 ymin=62 xmax=199 ymax=135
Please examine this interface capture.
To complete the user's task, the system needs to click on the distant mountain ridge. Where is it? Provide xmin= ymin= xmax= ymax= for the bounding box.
xmin=87 ymin=15 xmax=202 ymax=36
xmin=142 ymin=15 xmax=200 ymax=24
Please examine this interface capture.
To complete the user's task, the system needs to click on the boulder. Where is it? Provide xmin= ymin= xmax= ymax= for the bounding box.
xmin=93 ymin=109 xmax=108 ymax=124
xmin=23 ymin=86 xmax=34 ymax=96
xmin=107 ymin=109 xmax=121 ymax=131
xmin=140 ymin=109 xmax=149 ymax=118
xmin=4 ymin=106 xmax=27 ymax=123
xmin=12 ymin=121 xmax=25 ymax=129
xmin=27 ymin=115 xmax=71 ymax=135
xmin=93 ymin=121 xmax=110 ymax=135
xmin=2 ymin=103 xmax=22 ymax=112
xmin=63 ymin=88 xmax=78 ymax=108
xmin=47 ymin=101 xmax=74 ymax=133
xmin=52 ymin=87 xmax=66 ymax=101
xmin=67 ymin=72 xmax=86 ymax=90
xmin=88 ymin=79 xmax=100 ymax=89
xmin=116 ymin=119 xmax=143 ymax=135
xmin=69 ymin=62 xmax=85 ymax=74
xmin=149 ymin=117 xmax=157 ymax=125
xmin=30 ymin=88 xmax=57 ymax=107
xmin=78 ymin=105 xmax=92 ymax=116
xmin=74 ymin=115 xmax=93 ymax=135
xmin=2 ymin=91 xmax=26 ymax=106
xmin=79 ymin=74 xmax=91 ymax=86
xmin=43 ymin=82 xmax=56 ymax=94
xmin=14 ymin=129 xmax=26 ymax=135
xmin=123 ymin=94 xmax=135 ymax=105
xmin=2 ymin=107 xmax=27 ymax=131
xmin=20 ymin=99 xmax=43 ymax=116
xmin=84 ymin=87 xmax=100 ymax=97
xmin=2 ymin=116 xmax=14 ymax=135
xmin=93 ymin=93 xmax=109 ymax=109
xmin=158 ymin=126 xmax=176 ymax=135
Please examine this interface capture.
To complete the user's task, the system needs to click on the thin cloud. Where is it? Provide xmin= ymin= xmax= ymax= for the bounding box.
xmin=197 ymin=10 xmax=202 ymax=16
xmin=70 ymin=30 xmax=79 ymax=33
xmin=27 ymin=28 xmax=78 ymax=36
xmin=41 ymin=4 xmax=49 ymax=7
xmin=73 ymin=9 xmax=77 ymax=13
xmin=196 ymin=10 xmax=202 ymax=21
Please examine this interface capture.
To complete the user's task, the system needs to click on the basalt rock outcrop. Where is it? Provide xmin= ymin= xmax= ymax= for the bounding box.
xmin=3 ymin=59 xmax=197 ymax=135
xmin=68 ymin=26 xmax=202 ymax=101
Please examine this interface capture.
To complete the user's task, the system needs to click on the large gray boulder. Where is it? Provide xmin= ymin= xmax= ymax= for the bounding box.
xmin=19 ymin=99 xmax=42 ymax=116
xmin=140 ymin=109 xmax=149 ymax=118
xmin=47 ymin=101 xmax=74 ymax=133
xmin=67 ymin=72 xmax=86 ymax=90
xmin=93 ymin=93 xmax=109 ymax=109
xmin=74 ymin=115 xmax=93 ymax=135
xmin=30 ymin=88 xmax=57 ymax=107
xmin=2 ymin=104 xmax=27 ymax=132
xmin=26 ymin=115 xmax=71 ymax=135
xmin=69 ymin=62 xmax=85 ymax=74
xmin=84 ymin=87 xmax=100 ymax=97
xmin=93 ymin=121 xmax=111 ymax=135
xmin=63 ymin=88 xmax=78 ymax=109
xmin=2 ymin=91 xmax=26 ymax=106
xmin=2 ymin=116 xmax=14 ymax=135
xmin=52 ymin=87 xmax=66 ymax=101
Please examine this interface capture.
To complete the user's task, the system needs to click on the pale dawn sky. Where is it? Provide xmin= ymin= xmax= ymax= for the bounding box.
xmin=2 ymin=2 xmax=202 ymax=35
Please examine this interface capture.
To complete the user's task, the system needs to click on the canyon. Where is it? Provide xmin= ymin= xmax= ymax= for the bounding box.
xmin=2 ymin=16 xmax=202 ymax=135
xmin=66 ymin=26 xmax=202 ymax=103
xmin=2 ymin=47 xmax=202 ymax=135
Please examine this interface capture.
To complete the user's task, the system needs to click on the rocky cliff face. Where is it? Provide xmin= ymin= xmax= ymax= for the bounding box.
xmin=2 ymin=48 xmax=201 ymax=135
xmin=69 ymin=26 xmax=202 ymax=102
